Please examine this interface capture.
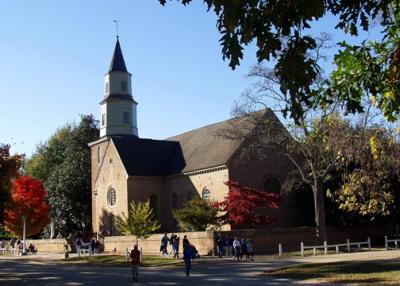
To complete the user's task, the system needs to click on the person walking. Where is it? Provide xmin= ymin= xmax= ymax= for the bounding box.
xmin=233 ymin=237 xmax=241 ymax=261
xmin=183 ymin=245 xmax=194 ymax=276
xmin=246 ymin=239 xmax=254 ymax=261
xmin=173 ymin=235 xmax=180 ymax=258
xmin=216 ymin=234 xmax=224 ymax=258
xmin=130 ymin=244 xmax=141 ymax=283
xmin=182 ymin=235 xmax=190 ymax=249
xmin=161 ymin=233 xmax=169 ymax=256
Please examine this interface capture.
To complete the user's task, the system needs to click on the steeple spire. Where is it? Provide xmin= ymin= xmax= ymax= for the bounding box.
xmin=109 ymin=37 xmax=127 ymax=72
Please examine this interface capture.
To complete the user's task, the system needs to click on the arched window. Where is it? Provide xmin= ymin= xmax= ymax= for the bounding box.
xmin=107 ymin=187 xmax=116 ymax=207
xmin=172 ymin=193 xmax=178 ymax=209
xmin=263 ymin=177 xmax=281 ymax=194
xmin=149 ymin=195 xmax=158 ymax=219
xmin=202 ymin=187 xmax=211 ymax=201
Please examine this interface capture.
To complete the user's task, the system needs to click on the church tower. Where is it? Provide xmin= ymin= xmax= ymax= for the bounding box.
xmin=100 ymin=37 xmax=138 ymax=137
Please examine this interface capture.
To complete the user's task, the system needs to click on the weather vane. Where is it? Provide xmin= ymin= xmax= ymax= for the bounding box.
xmin=113 ymin=19 xmax=119 ymax=38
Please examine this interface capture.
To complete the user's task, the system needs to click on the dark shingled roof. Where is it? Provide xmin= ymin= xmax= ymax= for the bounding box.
xmin=166 ymin=114 xmax=258 ymax=173
xmin=112 ymin=135 xmax=185 ymax=176
xmin=109 ymin=37 xmax=128 ymax=72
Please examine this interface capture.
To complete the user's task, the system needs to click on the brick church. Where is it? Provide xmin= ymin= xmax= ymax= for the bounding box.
xmin=89 ymin=38 xmax=310 ymax=234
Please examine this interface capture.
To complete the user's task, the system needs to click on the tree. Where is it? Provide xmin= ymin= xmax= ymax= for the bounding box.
xmin=25 ymin=125 xmax=72 ymax=181
xmin=327 ymin=123 xmax=400 ymax=220
xmin=216 ymin=181 xmax=279 ymax=228
xmin=4 ymin=176 xmax=50 ymax=237
xmin=173 ymin=198 xmax=219 ymax=231
xmin=159 ymin=1 xmax=400 ymax=123
xmin=0 ymin=144 xmax=24 ymax=225
xmin=116 ymin=200 xmax=160 ymax=240
xmin=44 ymin=115 xmax=98 ymax=234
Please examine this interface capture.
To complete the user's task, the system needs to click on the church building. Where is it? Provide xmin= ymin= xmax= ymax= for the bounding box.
xmin=89 ymin=38 xmax=310 ymax=234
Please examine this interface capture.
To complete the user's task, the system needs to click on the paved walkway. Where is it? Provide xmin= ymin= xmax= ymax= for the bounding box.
xmin=0 ymin=249 xmax=399 ymax=285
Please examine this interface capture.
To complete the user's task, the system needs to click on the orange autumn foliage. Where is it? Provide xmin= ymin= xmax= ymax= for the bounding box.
xmin=4 ymin=176 xmax=50 ymax=237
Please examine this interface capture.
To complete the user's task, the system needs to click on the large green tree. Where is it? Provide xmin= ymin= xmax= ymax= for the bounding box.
xmin=27 ymin=115 xmax=98 ymax=235
xmin=160 ymin=1 xmax=400 ymax=123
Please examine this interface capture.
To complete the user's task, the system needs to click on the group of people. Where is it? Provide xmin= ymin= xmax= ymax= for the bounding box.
xmin=8 ymin=238 xmax=37 ymax=254
xmin=159 ymin=233 xmax=199 ymax=276
xmin=216 ymin=234 xmax=254 ymax=261
xmin=74 ymin=236 xmax=100 ymax=256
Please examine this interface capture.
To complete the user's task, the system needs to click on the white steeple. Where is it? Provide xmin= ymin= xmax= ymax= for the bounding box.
xmin=100 ymin=37 xmax=138 ymax=137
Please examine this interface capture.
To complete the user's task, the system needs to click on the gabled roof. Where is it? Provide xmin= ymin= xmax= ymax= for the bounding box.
xmin=111 ymin=135 xmax=185 ymax=176
xmin=109 ymin=37 xmax=128 ymax=72
xmin=166 ymin=112 xmax=262 ymax=173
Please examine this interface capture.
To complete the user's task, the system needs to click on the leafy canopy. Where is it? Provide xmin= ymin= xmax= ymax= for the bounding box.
xmin=116 ymin=200 xmax=160 ymax=239
xmin=4 ymin=176 xmax=50 ymax=237
xmin=44 ymin=115 xmax=98 ymax=234
xmin=173 ymin=198 xmax=218 ymax=231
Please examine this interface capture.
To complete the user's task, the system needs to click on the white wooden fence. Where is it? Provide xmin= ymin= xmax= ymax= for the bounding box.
xmin=300 ymin=238 xmax=371 ymax=256
xmin=384 ymin=236 xmax=400 ymax=250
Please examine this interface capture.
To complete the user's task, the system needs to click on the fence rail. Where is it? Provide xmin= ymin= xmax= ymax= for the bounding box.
xmin=384 ymin=236 xmax=400 ymax=250
xmin=300 ymin=238 xmax=371 ymax=256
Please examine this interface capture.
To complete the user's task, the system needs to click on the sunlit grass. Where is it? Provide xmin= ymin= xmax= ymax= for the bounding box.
xmin=267 ymin=260 xmax=400 ymax=285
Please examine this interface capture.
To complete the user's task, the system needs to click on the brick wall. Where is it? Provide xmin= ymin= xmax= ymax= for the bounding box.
xmin=103 ymin=231 xmax=215 ymax=256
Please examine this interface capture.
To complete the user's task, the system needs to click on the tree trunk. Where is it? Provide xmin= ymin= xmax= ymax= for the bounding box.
xmin=313 ymin=176 xmax=327 ymax=242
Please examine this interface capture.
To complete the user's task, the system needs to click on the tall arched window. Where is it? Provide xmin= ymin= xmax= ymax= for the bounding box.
xmin=202 ymin=187 xmax=211 ymax=202
xmin=172 ymin=193 xmax=178 ymax=209
xmin=263 ymin=177 xmax=281 ymax=194
xmin=149 ymin=195 xmax=158 ymax=219
xmin=107 ymin=187 xmax=116 ymax=207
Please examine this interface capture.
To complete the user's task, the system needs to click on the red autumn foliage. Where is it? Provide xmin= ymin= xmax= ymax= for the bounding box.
xmin=215 ymin=180 xmax=279 ymax=228
xmin=4 ymin=176 xmax=50 ymax=237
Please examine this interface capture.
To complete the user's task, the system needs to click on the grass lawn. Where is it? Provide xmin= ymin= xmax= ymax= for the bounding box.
xmin=267 ymin=260 xmax=400 ymax=285
xmin=61 ymin=254 xmax=183 ymax=267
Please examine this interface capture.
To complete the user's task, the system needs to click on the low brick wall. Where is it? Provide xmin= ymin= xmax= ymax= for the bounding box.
xmin=104 ymin=231 xmax=215 ymax=256
xmin=26 ymin=238 xmax=69 ymax=253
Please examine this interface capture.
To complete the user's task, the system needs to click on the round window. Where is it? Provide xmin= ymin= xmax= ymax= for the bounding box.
xmin=107 ymin=187 xmax=116 ymax=207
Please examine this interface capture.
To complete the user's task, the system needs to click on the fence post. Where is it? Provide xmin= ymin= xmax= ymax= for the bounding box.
xmin=324 ymin=241 xmax=327 ymax=255
xmin=140 ymin=247 xmax=143 ymax=262
xmin=367 ymin=237 xmax=371 ymax=251
xmin=301 ymin=242 xmax=304 ymax=257
xmin=335 ymin=245 xmax=339 ymax=254
xmin=125 ymin=247 xmax=129 ymax=260
xmin=385 ymin=236 xmax=388 ymax=250
xmin=395 ymin=241 xmax=398 ymax=248
xmin=347 ymin=239 xmax=350 ymax=252
xmin=313 ymin=247 xmax=316 ymax=256
xmin=278 ymin=243 xmax=282 ymax=257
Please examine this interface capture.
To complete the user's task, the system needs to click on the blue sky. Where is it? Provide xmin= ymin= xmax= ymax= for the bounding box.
xmin=0 ymin=1 xmax=381 ymax=157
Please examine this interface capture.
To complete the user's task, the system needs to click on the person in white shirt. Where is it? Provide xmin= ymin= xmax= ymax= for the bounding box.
xmin=232 ymin=237 xmax=241 ymax=260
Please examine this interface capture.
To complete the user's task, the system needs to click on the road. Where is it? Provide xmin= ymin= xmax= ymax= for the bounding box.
xmin=0 ymin=258 xmax=300 ymax=286
xmin=1 ymin=250 xmax=399 ymax=285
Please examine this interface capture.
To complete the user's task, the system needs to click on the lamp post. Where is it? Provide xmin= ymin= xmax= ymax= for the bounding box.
xmin=22 ymin=215 xmax=27 ymax=255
